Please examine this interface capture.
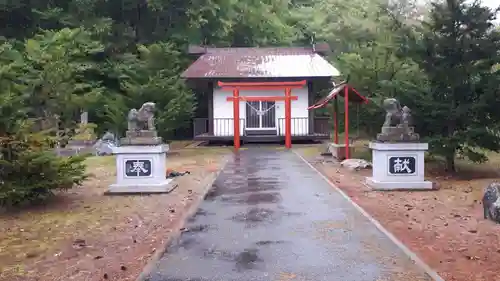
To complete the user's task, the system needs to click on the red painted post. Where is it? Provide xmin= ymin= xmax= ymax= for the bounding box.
xmin=344 ymin=86 xmax=349 ymax=159
xmin=285 ymin=88 xmax=292 ymax=148
xmin=233 ymin=89 xmax=240 ymax=150
xmin=334 ymin=95 xmax=339 ymax=144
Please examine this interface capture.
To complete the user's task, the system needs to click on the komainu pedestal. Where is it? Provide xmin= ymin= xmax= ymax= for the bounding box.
xmin=366 ymin=142 xmax=432 ymax=190
xmin=107 ymin=144 xmax=174 ymax=194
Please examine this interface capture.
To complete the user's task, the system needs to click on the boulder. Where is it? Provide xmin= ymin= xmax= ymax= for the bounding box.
xmin=483 ymin=182 xmax=500 ymax=223
xmin=340 ymin=158 xmax=372 ymax=171
xmin=93 ymin=132 xmax=117 ymax=156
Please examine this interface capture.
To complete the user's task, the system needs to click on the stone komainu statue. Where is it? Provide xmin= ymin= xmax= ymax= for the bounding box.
xmin=127 ymin=102 xmax=156 ymax=131
xmin=382 ymin=98 xmax=403 ymax=127
xmin=377 ymin=98 xmax=418 ymax=142
xmin=382 ymin=98 xmax=414 ymax=128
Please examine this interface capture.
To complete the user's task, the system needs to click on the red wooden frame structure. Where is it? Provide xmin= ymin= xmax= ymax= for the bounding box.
xmin=218 ymin=80 xmax=307 ymax=150
xmin=308 ymin=82 xmax=368 ymax=159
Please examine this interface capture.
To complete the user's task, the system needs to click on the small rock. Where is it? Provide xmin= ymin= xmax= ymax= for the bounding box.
xmin=133 ymin=239 xmax=137 ymax=243
xmin=468 ymin=230 xmax=478 ymax=234
xmin=465 ymin=255 xmax=480 ymax=260
xmin=120 ymin=265 xmax=127 ymax=271
xmin=432 ymin=182 xmax=441 ymax=190
xmin=103 ymin=273 xmax=109 ymax=279
xmin=444 ymin=223 xmax=448 ymax=226
xmin=94 ymin=255 xmax=103 ymax=260
xmin=169 ymin=209 xmax=175 ymax=213
xmin=25 ymin=252 xmax=37 ymax=258
xmin=73 ymin=239 xmax=86 ymax=246
xmin=72 ymin=239 xmax=87 ymax=250
xmin=404 ymin=204 xmax=413 ymax=210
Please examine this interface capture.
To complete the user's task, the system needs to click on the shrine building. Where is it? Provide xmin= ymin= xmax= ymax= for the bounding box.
xmin=181 ymin=44 xmax=341 ymax=149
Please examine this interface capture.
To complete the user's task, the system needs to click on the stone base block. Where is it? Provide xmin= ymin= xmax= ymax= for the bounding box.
xmin=106 ymin=178 xmax=177 ymax=194
xmin=376 ymin=126 xmax=419 ymax=142
xmin=366 ymin=177 xmax=433 ymax=191
xmin=126 ymin=130 xmax=158 ymax=138
xmin=328 ymin=143 xmax=353 ymax=161
xmin=120 ymin=137 xmax=163 ymax=145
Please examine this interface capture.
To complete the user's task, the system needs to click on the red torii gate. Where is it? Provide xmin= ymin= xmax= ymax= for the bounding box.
xmin=218 ymin=80 xmax=307 ymax=150
xmin=308 ymin=82 xmax=368 ymax=159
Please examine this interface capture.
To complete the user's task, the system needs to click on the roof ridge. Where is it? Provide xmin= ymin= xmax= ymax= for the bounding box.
xmin=205 ymin=47 xmax=314 ymax=54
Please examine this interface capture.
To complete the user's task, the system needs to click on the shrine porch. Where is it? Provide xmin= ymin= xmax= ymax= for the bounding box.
xmin=193 ymin=117 xmax=330 ymax=143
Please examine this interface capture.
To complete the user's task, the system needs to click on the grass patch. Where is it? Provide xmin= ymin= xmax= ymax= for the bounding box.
xmin=351 ymin=147 xmax=371 ymax=161
xmin=84 ymin=154 xmax=115 ymax=166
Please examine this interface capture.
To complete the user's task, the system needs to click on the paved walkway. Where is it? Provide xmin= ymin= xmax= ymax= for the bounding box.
xmin=146 ymin=148 xmax=434 ymax=281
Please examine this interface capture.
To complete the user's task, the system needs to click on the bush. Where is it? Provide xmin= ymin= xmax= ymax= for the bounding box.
xmin=0 ymin=133 xmax=88 ymax=207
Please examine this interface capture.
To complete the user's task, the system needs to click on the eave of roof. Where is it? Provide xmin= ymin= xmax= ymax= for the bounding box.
xmin=308 ymin=83 xmax=369 ymax=109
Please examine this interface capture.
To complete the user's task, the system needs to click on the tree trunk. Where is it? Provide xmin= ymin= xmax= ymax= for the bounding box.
xmin=445 ymin=154 xmax=456 ymax=173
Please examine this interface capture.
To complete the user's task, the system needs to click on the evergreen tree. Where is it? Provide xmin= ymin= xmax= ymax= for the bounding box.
xmin=409 ymin=0 xmax=500 ymax=171
xmin=0 ymin=38 xmax=88 ymax=207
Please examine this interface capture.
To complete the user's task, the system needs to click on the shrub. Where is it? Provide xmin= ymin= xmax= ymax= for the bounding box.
xmin=0 ymin=132 xmax=88 ymax=207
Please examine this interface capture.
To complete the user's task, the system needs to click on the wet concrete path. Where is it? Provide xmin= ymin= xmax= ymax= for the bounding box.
xmin=146 ymin=148 xmax=434 ymax=281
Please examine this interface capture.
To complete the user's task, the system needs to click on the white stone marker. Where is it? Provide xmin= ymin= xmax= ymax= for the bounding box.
xmin=366 ymin=142 xmax=433 ymax=190
xmin=107 ymin=144 xmax=174 ymax=194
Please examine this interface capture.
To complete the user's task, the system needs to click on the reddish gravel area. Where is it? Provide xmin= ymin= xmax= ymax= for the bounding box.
xmin=296 ymin=145 xmax=500 ymax=281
